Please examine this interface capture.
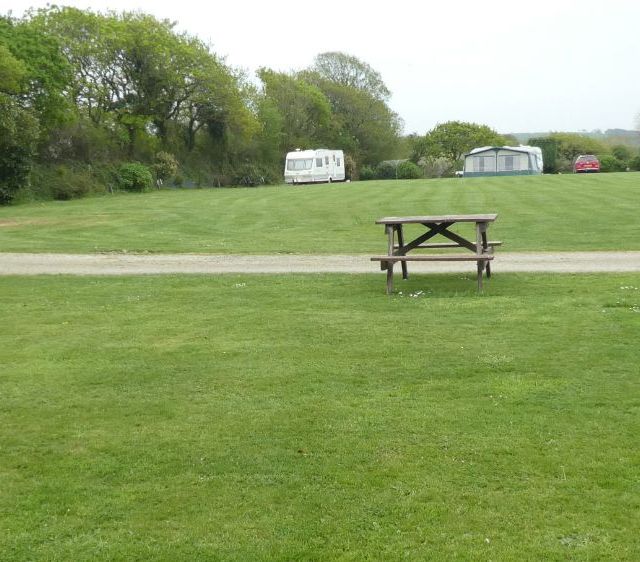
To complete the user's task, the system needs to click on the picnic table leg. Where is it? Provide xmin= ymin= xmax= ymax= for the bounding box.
xmin=386 ymin=225 xmax=395 ymax=294
xmin=481 ymin=229 xmax=491 ymax=278
xmin=477 ymin=260 xmax=484 ymax=292
xmin=476 ymin=222 xmax=485 ymax=292
xmin=396 ymin=225 xmax=408 ymax=280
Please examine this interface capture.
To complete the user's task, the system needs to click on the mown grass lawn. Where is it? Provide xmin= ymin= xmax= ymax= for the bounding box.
xmin=1 ymin=172 xmax=639 ymax=254
xmin=2 ymin=273 xmax=639 ymax=560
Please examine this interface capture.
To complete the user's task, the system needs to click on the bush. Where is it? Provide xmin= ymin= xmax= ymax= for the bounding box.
xmin=629 ymin=155 xmax=640 ymax=171
xmin=375 ymin=161 xmax=398 ymax=179
xmin=396 ymin=161 xmax=423 ymax=179
xmin=117 ymin=163 xmax=153 ymax=192
xmin=359 ymin=166 xmax=375 ymax=181
xmin=598 ymin=155 xmax=625 ymax=173
xmin=231 ymin=163 xmax=274 ymax=187
xmin=49 ymin=166 xmax=93 ymax=200
xmin=153 ymin=151 xmax=178 ymax=183
xmin=421 ymin=157 xmax=455 ymax=178
xmin=26 ymin=164 xmax=109 ymax=201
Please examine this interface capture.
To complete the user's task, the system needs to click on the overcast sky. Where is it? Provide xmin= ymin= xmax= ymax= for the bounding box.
xmin=6 ymin=0 xmax=640 ymax=135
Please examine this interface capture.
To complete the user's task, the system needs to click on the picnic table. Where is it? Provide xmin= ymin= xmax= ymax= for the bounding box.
xmin=371 ymin=214 xmax=499 ymax=293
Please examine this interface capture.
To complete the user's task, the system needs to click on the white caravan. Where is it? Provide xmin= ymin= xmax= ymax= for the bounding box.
xmin=284 ymin=149 xmax=346 ymax=184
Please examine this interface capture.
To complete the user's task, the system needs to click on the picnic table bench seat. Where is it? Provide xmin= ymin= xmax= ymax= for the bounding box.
xmin=371 ymin=254 xmax=494 ymax=263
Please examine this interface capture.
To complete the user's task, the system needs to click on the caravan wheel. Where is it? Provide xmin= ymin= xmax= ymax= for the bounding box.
xmin=328 ymin=177 xmax=332 ymax=183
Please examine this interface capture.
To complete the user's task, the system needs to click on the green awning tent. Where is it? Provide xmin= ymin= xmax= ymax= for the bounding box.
xmin=463 ymin=146 xmax=543 ymax=177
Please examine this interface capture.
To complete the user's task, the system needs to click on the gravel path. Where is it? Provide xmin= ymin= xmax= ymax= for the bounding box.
xmin=2 ymin=252 xmax=640 ymax=275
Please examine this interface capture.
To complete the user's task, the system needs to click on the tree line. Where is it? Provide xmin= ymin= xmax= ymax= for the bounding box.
xmin=0 ymin=7 xmax=402 ymax=203
xmin=2 ymin=7 xmax=639 ymax=205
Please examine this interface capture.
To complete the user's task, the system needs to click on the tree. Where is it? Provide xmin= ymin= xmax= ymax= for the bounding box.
xmin=412 ymin=121 xmax=506 ymax=164
xmin=302 ymin=62 xmax=402 ymax=167
xmin=257 ymin=68 xmax=333 ymax=153
xmin=548 ymin=132 xmax=607 ymax=161
xmin=0 ymin=93 xmax=39 ymax=203
xmin=0 ymin=43 xmax=27 ymax=94
xmin=310 ymin=51 xmax=391 ymax=101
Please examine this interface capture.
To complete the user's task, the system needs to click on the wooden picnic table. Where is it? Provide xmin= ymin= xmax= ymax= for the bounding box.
xmin=371 ymin=214 xmax=499 ymax=293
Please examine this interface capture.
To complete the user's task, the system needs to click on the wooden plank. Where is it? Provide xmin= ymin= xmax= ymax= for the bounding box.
xmin=400 ymin=222 xmax=453 ymax=254
xmin=394 ymin=241 xmax=502 ymax=249
xmin=437 ymin=228 xmax=477 ymax=252
xmin=376 ymin=214 xmax=498 ymax=225
xmin=371 ymin=255 xmax=494 ymax=262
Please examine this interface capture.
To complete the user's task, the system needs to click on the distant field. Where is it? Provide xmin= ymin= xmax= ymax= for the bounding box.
xmin=2 ymin=273 xmax=640 ymax=560
xmin=0 ymin=173 xmax=639 ymax=254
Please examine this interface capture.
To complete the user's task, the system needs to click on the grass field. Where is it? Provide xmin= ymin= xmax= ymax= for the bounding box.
xmin=1 ymin=172 xmax=639 ymax=254
xmin=2 ymin=274 xmax=639 ymax=560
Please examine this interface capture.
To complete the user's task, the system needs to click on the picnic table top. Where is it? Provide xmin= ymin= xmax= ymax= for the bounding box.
xmin=376 ymin=214 xmax=498 ymax=225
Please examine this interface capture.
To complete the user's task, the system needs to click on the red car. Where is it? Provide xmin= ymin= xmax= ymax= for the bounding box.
xmin=574 ymin=155 xmax=600 ymax=173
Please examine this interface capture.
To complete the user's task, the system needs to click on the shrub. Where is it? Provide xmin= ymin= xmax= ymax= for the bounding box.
xmin=396 ymin=160 xmax=423 ymax=179
xmin=629 ymin=155 xmax=640 ymax=171
xmin=375 ymin=161 xmax=398 ymax=179
xmin=611 ymin=145 xmax=632 ymax=163
xmin=232 ymin=163 xmax=273 ymax=187
xmin=153 ymin=151 xmax=178 ymax=183
xmin=421 ymin=157 xmax=455 ymax=178
xmin=117 ymin=163 xmax=153 ymax=192
xmin=598 ymin=155 xmax=625 ymax=173
xmin=49 ymin=166 xmax=93 ymax=200
xmin=359 ymin=166 xmax=375 ymax=180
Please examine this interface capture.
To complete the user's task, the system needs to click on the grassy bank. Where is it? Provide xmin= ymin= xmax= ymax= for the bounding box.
xmin=1 ymin=173 xmax=639 ymax=254
xmin=2 ymin=273 xmax=639 ymax=560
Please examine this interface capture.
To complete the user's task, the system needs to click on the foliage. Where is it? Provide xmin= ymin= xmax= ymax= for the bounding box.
xmin=396 ymin=160 xmax=422 ymax=179
xmin=257 ymin=68 xmax=333 ymax=154
xmin=0 ymin=94 xmax=40 ymax=204
xmin=548 ymin=132 xmax=607 ymax=161
xmin=0 ymin=14 xmax=74 ymax=133
xmin=412 ymin=121 xmax=506 ymax=165
xmin=153 ymin=151 xmax=178 ymax=182
xmin=310 ymin=51 xmax=391 ymax=101
xmin=359 ymin=165 xmax=375 ymax=180
xmin=34 ymin=164 xmax=99 ymax=200
xmin=375 ymin=161 xmax=399 ymax=179
xmin=529 ymin=137 xmax=558 ymax=173
xmin=611 ymin=144 xmax=632 ymax=162
xmin=598 ymin=154 xmax=625 ymax=173
xmin=117 ymin=162 xmax=153 ymax=192
xmin=1 ymin=8 xmax=408 ymax=201
xmin=422 ymin=156 xmax=455 ymax=178
xmin=302 ymin=70 xmax=402 ymax=167
xmin=629 ymin=155 xmax=640 ymax=171
xmin=231 ymin=162 xmax=274 ymax=187
xmin=0 ymin=43 xmax=27 ymax=93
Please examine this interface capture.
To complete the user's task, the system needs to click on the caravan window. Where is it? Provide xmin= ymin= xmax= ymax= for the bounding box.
xmin=316 ymin=158 xmax=323 ymax=167
xmin=325 ymin=156 xmax=329 ymax=165
xmin=337 ymin=158 xmax=341 ymax=167
xmin=287 ymin=158 xmax=313 ymax=171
